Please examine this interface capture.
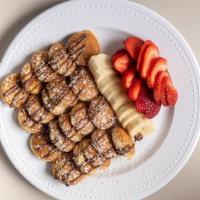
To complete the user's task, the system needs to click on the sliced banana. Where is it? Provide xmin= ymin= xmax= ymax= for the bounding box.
xmin=89 ymin=53 xmax=155 ymax=140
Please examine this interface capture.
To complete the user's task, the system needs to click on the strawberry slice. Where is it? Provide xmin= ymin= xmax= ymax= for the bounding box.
xmin=160 ymin=76 xmax=169 ymax=106
xmin=111 ymin=49 xmax=127 ymax=63
xmin=153 ymin=71 xmax=169 ymax=103
xmin=137 ymin=41 xmax=159 ymax=79
xmin=128 ymin=77 xmax=143 ymax=101
xmin=135 ymin=87 xmax=161 ymax=118
xmin=137 ymin=40 xmax=153 ymax=71
xmin=165 ymin=80 xmax=178 ymax=105
xmin=123 ymin=37 xmax=144 ymax=61
xmin=140 ymin=44 xmax=159 ymax=79
xmin=147 ymin=57 xmax=167 ymax=88
xmin=112 ymin=49 xmax=132 ymax=74
xmin=121 ymin=67 xmax=136 ymax=89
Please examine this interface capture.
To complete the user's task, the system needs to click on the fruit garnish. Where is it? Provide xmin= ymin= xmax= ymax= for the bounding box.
xmin=136 ymin=40 xmax=152 ymax=71
xmin=165 ymin=79 xmax=178 ymax=105
xmin=112 ymin=49 xmax=132 ymax=73
xmin=121 ymin=68 xmax=136 ymax=89
xmin=147 ymin=57 xmax=167 ymax=88
xmin=153 ymin=71 xmax=169 ymax=104
xmin=112 ymin=36 xmax=179 ymax=109
xmin=135 ymin=87 xmax=161 ymax=118
xmin=111 ymin=49 xmax=128 ymax=63
xmin=123 ymin=37 xmax=144 ymax=61
xmin=137 ymin=41 xmax=159 ymax=79
xmin=128 ymin=77 xmax=143 ymax=101
xmin=160 ymin=76 xmax=169 ymax=106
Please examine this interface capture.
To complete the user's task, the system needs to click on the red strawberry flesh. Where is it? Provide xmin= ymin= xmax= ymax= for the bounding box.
xmin=137 ymin=40 xmax=153 ymax=71
xmin=121 ymin=68 xmax=136 ymax=89
xmin=123 ymin=37 xmax=144 ymax=61
xmin=165 ymin=80 xmax=178 ymax=105
xmin=113 ymin=51 xmax=132 ymax=74
xmin=139 ymin=43 xmax=159 ymax=79
xmin=153 ymin=71 xmax=170 ymax=103
xmin=128 ymin=78 xmax=143 ymax=101
xmin=111 ymin=49 xmax=128 ymax=63
xmin=135 ymin=87 xmax=161 ymax=118
xmin=147 ymin=57 xmax=167 ymax=88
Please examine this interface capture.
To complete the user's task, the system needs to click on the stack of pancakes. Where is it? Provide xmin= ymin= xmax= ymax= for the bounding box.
xmin=0 ymin=31 xmax=134 ymax=186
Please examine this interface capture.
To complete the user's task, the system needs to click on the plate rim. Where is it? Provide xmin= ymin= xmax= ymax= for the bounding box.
xmin=0 ymin=0 xmax=200 ymax=199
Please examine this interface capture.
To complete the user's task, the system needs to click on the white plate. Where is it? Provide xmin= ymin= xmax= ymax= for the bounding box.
xmin=0 ymin=0 xmax=200 ymax=199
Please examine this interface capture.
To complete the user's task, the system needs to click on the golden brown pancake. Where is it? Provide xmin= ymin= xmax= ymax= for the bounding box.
xmin=18 ymin=108 xmax=43 ymax=133
xmin=67 ymin=30 xmax=100 ymax=66
xmin=0 ymin=73 xmax=28 ymax=108
xmin=31 ymin=50 xmax=58 ymax=82
xmin=49 ymin=43 xmax=76 ymax=76
xmin=21 ymin=63 xmax=42 ymax=94
xmin=29 ymin=132 xmax=61 ymax=161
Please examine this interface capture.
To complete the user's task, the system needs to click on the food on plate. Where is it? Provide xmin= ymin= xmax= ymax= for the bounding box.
xmin=69 ymin=103 xmax=94 ymax=137
xmin=52 ymin=127 xmax=134 ymax=185
xmin=51 ymin=153 xmax=86 ymax=186
xmin=89 ymin=53 xmax=154 ymax=139
xmin=135 ymin=87 xmax=161 ymax=118
xmin=25 ymin=95 xmax=55 ymax=124
xmin=111 ymin=127 xmax=134 ymax=157
xmin=67 ymin=30 xmax=100 ymax=66
xmin=42 ymin=77 xmax=77 ymax=115
xmin=18 ymin=108 xmax=43 ymax=133
xmin=112 ymin=36 xmax=178 ymax=109
xmin=49 ymin=120 xmax=75 ymax=152
xmin=21 ymin=63 xmax=42 ymax=94
xmin=111 ymin=49 xmax=132 ymax=73
xmin=29 ymin=131 xmax=61 ymax=161
xmin=123 ymin=36 xmax=144 ymax=61
xmin=137 ymin=40 xmax=159 ymax=79
xmin=128 ymin=77 xmax=143 ymax=101
xmin=31 ymin=50 xmax=59 ymax=82
xmin=121 ymin=68 xmax=136 ymax=89
xmin=48 ymin=43 xmax=77 ymax=76
xmin=0 ymin=73 xmax=28 ymax=108
xmin=88 ymin=96 xmax=116 ymax=129
xmin=69 ymin=67 xmax=98 ymax=101
xmin=49 ymin=95 xmax=115 ymax=152
xmin=0 ymin=30 xmax=179 ymax=186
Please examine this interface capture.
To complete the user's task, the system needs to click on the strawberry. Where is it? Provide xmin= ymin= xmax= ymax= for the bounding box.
xmin=111 ymin=49 xmax=127 ymax=63
xmin=128 ymin=77 xmax=143 ymax=101
xmin=160 ymin=76 xmax=169 ymax=106
xmin=137 ymin=40 xmax=153 ymax=71
xmin=153 ymin=71 xmax=170 ymax=103
xmin=112 ymin=49 xmax=132 ymax=73
xmin=165 ymin=80 xmax=178 ymax=105
xmin=137 ymin=41 xmax=159 ymax=79
xmin=123 ymin=37 xmax=144 ymax=61
xmin=121 ymin=68 xmax=136 ymax=89
xmin=135 ymin=87 xmax=161 ymax=118
xmin=147 ymin=57 xmax=167 ymax=88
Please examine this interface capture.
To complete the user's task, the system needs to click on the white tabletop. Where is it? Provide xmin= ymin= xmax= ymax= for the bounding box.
xmin=0 ymin=0 xmax=200 ymax=199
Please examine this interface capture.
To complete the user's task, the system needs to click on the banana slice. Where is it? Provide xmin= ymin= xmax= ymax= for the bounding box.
xmin=89 ymin=53 xmax=155 ymax=140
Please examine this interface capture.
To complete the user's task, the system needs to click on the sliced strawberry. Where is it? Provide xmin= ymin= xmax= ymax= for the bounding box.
xmin=160 ymin=76 xmax=170 ymax=106
xmin=153 ymin=71 xmax=170 ymax=103
xmin=147 ymin=57 xmax=167 ymax=88
xmin=112 ymin=49 xmax=132 ymax=74
xmin=121 ymin=68 xmax=136 ymax=89
xmin=135 ymin=87 xmax=161 ymax=118
xmin=123 ymin=37 xmax=144 ymax=61
xmin=111 ymin=49 xmax=128 ymax=63
xmin=138 ymin=42 xmax=159 ymax=79
xmin=165 ymin=80 xmax=178 ymax=105
xmin=128 ymin=78 xmax=143 ymax=101
xmin=137 ymin=40 xmax=154 ymax=71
